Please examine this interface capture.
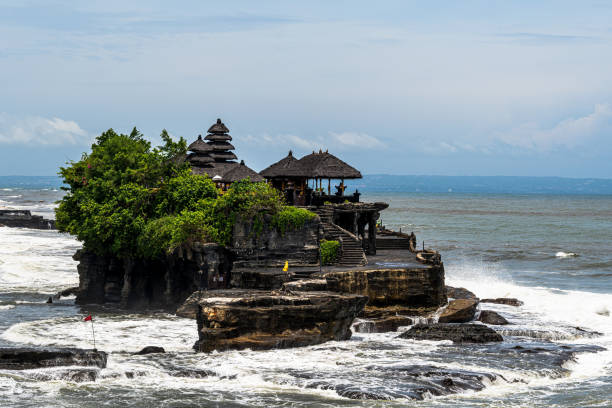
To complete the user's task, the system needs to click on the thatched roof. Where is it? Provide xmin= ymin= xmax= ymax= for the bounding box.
xmin=209 ymin=141 xmax=235 ymax=151
xmin=205 ymin=133 xmax=232 ymax=142
xmin=210 ymin=151 xmax=238 ymax=161
xmin=222 ymin=160 xmax=265 ymax=183
xmin=191 ymin=161 xmax=264 ymax=183
xmin=187 ymin=153 xmax=214 ymax=166
xmin=188 ymin=135 xmax=213 ymax=153
xmin=261 ymin=150 xmax=362 ymax=179
xmin=260 ymin=150 xmax=300 ymax=178
xmin=207 ymin=118 xmax=230 ymax=134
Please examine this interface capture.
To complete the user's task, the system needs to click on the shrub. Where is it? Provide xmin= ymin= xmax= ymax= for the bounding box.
xmin=320 ymin=240 xmax=340 ymax=265
xmin=272 ymin=206 xmax=317 ymax=235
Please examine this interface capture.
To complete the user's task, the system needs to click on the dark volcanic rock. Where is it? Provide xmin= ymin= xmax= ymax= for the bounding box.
xmin=134 ymin=346 xmax=165 ymax=355
xmin=398 ymin=323 xmax=503 ymax=343
xmin=445 ymin=286 xmax=478 ymax=300
xmin=230 ymin=269 xmax=293 ymax=290
xmin=0 ymin=348 xmax=107 ymax=370
xmin=481 ymin=298 xmax=524 ymax=307
xmin=282 ymin=279 xmax=328 ymax=292
xmin=190 ymin=289 xmax=368 ymax=352
xmin=325 ymin=266 xmax=447 ymax=309
xmin=438 ymin=299 xmax=479 ymax=323
xmin=353 ymin=316 xmax=413 ymax=333
xmin=479 ymin=310 xmax=510 ymax=325
xmin=0 ymin=209 xmax=55 ymax=229
xmin=56 ymin=286 xmax=79 ymax=299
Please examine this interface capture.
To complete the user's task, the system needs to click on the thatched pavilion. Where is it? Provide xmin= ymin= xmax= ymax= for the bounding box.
xmin=188 ymin=118 xmax=263 ymax=187
xmin=260 ymin=149 xmax=362 ymax=206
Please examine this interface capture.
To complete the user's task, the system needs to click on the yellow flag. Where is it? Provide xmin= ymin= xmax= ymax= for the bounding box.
xmin=283 ymin=261 xmax=289 ymax=272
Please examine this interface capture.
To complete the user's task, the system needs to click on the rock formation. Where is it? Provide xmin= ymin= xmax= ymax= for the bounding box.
xmin=0 ymin=348 xmax=107 ymax=370
xmin=398 ymin=323 xmax=503 ymax=343
xmin=353 ymin=316 xmax=413 ymax=333
xmin=325 ymin=266 xmax=447 ymax=319
xmin=189 ymin=289 xmax=367 ymax=352
xmin=481 ymin=298 xmax=524 ymax=307
xmin=478 ymin=310 xmax=510 ymax=325
xmin=0 ymin=209 xmax=55 ymax=229
xmin=438 ymin=299 xmax=479 ymax=323
xmin=445 ymin=286 xmax=478 ymax=300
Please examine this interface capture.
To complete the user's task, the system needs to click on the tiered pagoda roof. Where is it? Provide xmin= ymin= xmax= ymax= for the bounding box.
xmin=187 ymin=118 xmax=262 ymax=183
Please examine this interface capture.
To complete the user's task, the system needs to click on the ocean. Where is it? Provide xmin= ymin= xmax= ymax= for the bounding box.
xmin=0 ymin=181 xmax=611 ymax=407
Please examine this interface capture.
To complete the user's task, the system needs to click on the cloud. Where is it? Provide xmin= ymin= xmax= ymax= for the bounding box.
xmin=495 ymin=32 xmax=597 ymax=45
xmin=0 ymin=113 xmax=89 ymax=145
xmin=496 ymin=103 xmax=612 ymax=151
xmin=243 ymin=131 xmax=386 ymax=152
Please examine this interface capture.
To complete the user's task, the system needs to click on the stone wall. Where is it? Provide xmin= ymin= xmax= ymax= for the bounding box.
xmin=231 ymin=215 xmax=321 ymax=267
xmin=74 ymin=243 xmax=231 ymax=308
xmin=0 ymin=210 xmax=55 ymax=229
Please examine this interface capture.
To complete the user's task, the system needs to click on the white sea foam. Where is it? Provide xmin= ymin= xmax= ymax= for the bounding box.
xmin=556 ymin=251 xmax=579 ymax=258
xmin=0 ymin=304 xmax=15 ymax=310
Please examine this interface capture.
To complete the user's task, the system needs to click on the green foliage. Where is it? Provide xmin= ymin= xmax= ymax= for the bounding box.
xmin=55 ymin=128 xmax=291 ymax=260
xmin=320 ymin=240 xmax=340 ymax=265
xmin=272 ymin=206 xmax=317 ymax=235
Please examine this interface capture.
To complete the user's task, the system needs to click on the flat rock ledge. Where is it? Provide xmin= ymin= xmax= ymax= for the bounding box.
xmin=398 ymin=323 xmax=503 ymax=344
xmin=191 ymin=289 xmax=368 ymax=353
xmin=0 ymin=348 xmax=107 ymax=370
xmin=481 ymin=298 xmax=524 ymax=307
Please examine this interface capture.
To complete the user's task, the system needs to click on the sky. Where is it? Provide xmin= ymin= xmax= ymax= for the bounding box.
xmin=1 ymin=0 xmax=612 ymax=178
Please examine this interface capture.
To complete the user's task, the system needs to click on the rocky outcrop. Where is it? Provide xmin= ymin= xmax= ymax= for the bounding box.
xmin=0 ymin=348 xmax=107 ymax=370
xmin=75 ymin=243 xmax=231 ymax=309
xmin=481 ymin=298 xmax=524 ymax=307
xmin=438 ymin=299 xmax=479 ymax=323
xmin=353 ymin=316 xmax=413 ymax=333
xmin=231 ymin=216 xmax=321 ymax=268
xmin=190 ymin=289 xmax=368 ymax=352
xmin=134 ymin=346 xmax=165 ymax=355
xmin=230 ymin=269 xmax=293 ymax=290
xmin=445 ymin=286 xmax=478 ymax=300
xmin=398 ymin=323 xmax=503 ymax=343
xmin=326 ymin=267 xmax=446 ymax=308
xmin=282 ymin=279 xmax=328 ymax=292
xmin=478 ymin=310 xmax=509 ymax=325
xmin=0 ymin=209 xmax=55 ymax=229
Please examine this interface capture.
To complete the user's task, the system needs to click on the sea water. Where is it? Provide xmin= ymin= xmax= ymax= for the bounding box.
xmin=0 ymin=186 xmax=611 ymax=407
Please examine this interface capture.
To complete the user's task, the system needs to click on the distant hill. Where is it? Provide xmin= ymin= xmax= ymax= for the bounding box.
xmin=2 ymin=174 xmax=612 ymax=195
xmin=345 ymin=175 xmax=612 ymax=195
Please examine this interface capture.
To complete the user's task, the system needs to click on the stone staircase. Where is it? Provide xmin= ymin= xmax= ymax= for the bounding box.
xmin=312 ymin=207 xmax=367 ymax=267
xmin=376 ymin=237 xmax=413 ymax=250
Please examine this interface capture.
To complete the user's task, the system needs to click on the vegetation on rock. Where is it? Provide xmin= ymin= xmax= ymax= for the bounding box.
xmin=55 ymin=128 xmax=316 ymax=259
xmin=320 ymin=240 xmax=340 ymax=265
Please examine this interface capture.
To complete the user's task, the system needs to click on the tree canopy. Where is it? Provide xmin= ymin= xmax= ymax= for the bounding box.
xmin=55 ymin=128 xmax=315 ymax=259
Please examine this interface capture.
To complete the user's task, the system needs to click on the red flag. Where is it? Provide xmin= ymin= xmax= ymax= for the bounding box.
xmin=83 ymin=315 xmax=92 ymax=321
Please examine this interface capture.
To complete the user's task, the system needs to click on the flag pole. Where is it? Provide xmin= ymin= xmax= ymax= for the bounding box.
xmin=90 ymin=318 xmax=96 ymax=351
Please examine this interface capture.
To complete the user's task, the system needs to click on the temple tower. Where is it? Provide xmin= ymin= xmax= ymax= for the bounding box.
xmin=205 ymin=118 xmax=237 ymax=163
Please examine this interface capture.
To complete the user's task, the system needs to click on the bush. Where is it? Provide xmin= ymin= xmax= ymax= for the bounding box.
xmin=320 ymin=240 xmax=340 ymax=265
xmin=272 ymin=206 xmax=317 ymax=235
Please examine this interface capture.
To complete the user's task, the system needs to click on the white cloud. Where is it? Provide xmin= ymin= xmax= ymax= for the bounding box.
xmin=329 ymin=131 xmax=386 ymax=149
xmin=242 ymin=131 xmax=386 ymax=152
xmin=496 ymin=103 xmax=612 ymax=151
xmin=0 ymin=113 xmax=89 ymax=145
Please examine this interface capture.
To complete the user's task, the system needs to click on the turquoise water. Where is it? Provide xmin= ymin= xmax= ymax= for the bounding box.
xmin=0 ymin=187 xmax=610 ymax=406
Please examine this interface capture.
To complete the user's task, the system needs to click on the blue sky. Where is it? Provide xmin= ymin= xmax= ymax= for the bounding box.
xmin=1 ymin=0 xmax=611 ymax=177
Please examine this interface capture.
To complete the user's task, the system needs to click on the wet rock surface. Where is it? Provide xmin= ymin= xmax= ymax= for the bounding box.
xmin=0 ymin=348 xmax=108 ymax=370
xmin=134 ymin=346 xmax=165 ymax=355
xmin=398 ymin=323 xmax=503 ymax=343
xmin=481 ymin=298 xmax=524 ymax=307
xmin=438 ymin=299 xmax=479 ymax=323
xmin=353 ymin=316 xmax=414 ymax=333
xmin=190 ymin=289 xmax=368 ymax=352
xmin=479 ymin=310 xmax=510 ymax=325
xmin=445 ymin=286 xmax=478 ymax=300
xmin=0 ymin=209 xmax=55 ymax=229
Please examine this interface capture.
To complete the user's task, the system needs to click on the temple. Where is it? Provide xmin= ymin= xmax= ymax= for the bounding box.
xmin=187 ymin=118 xmax=404 ymax=262
xmin=188 ymin=119 xmax=263 ymax=189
